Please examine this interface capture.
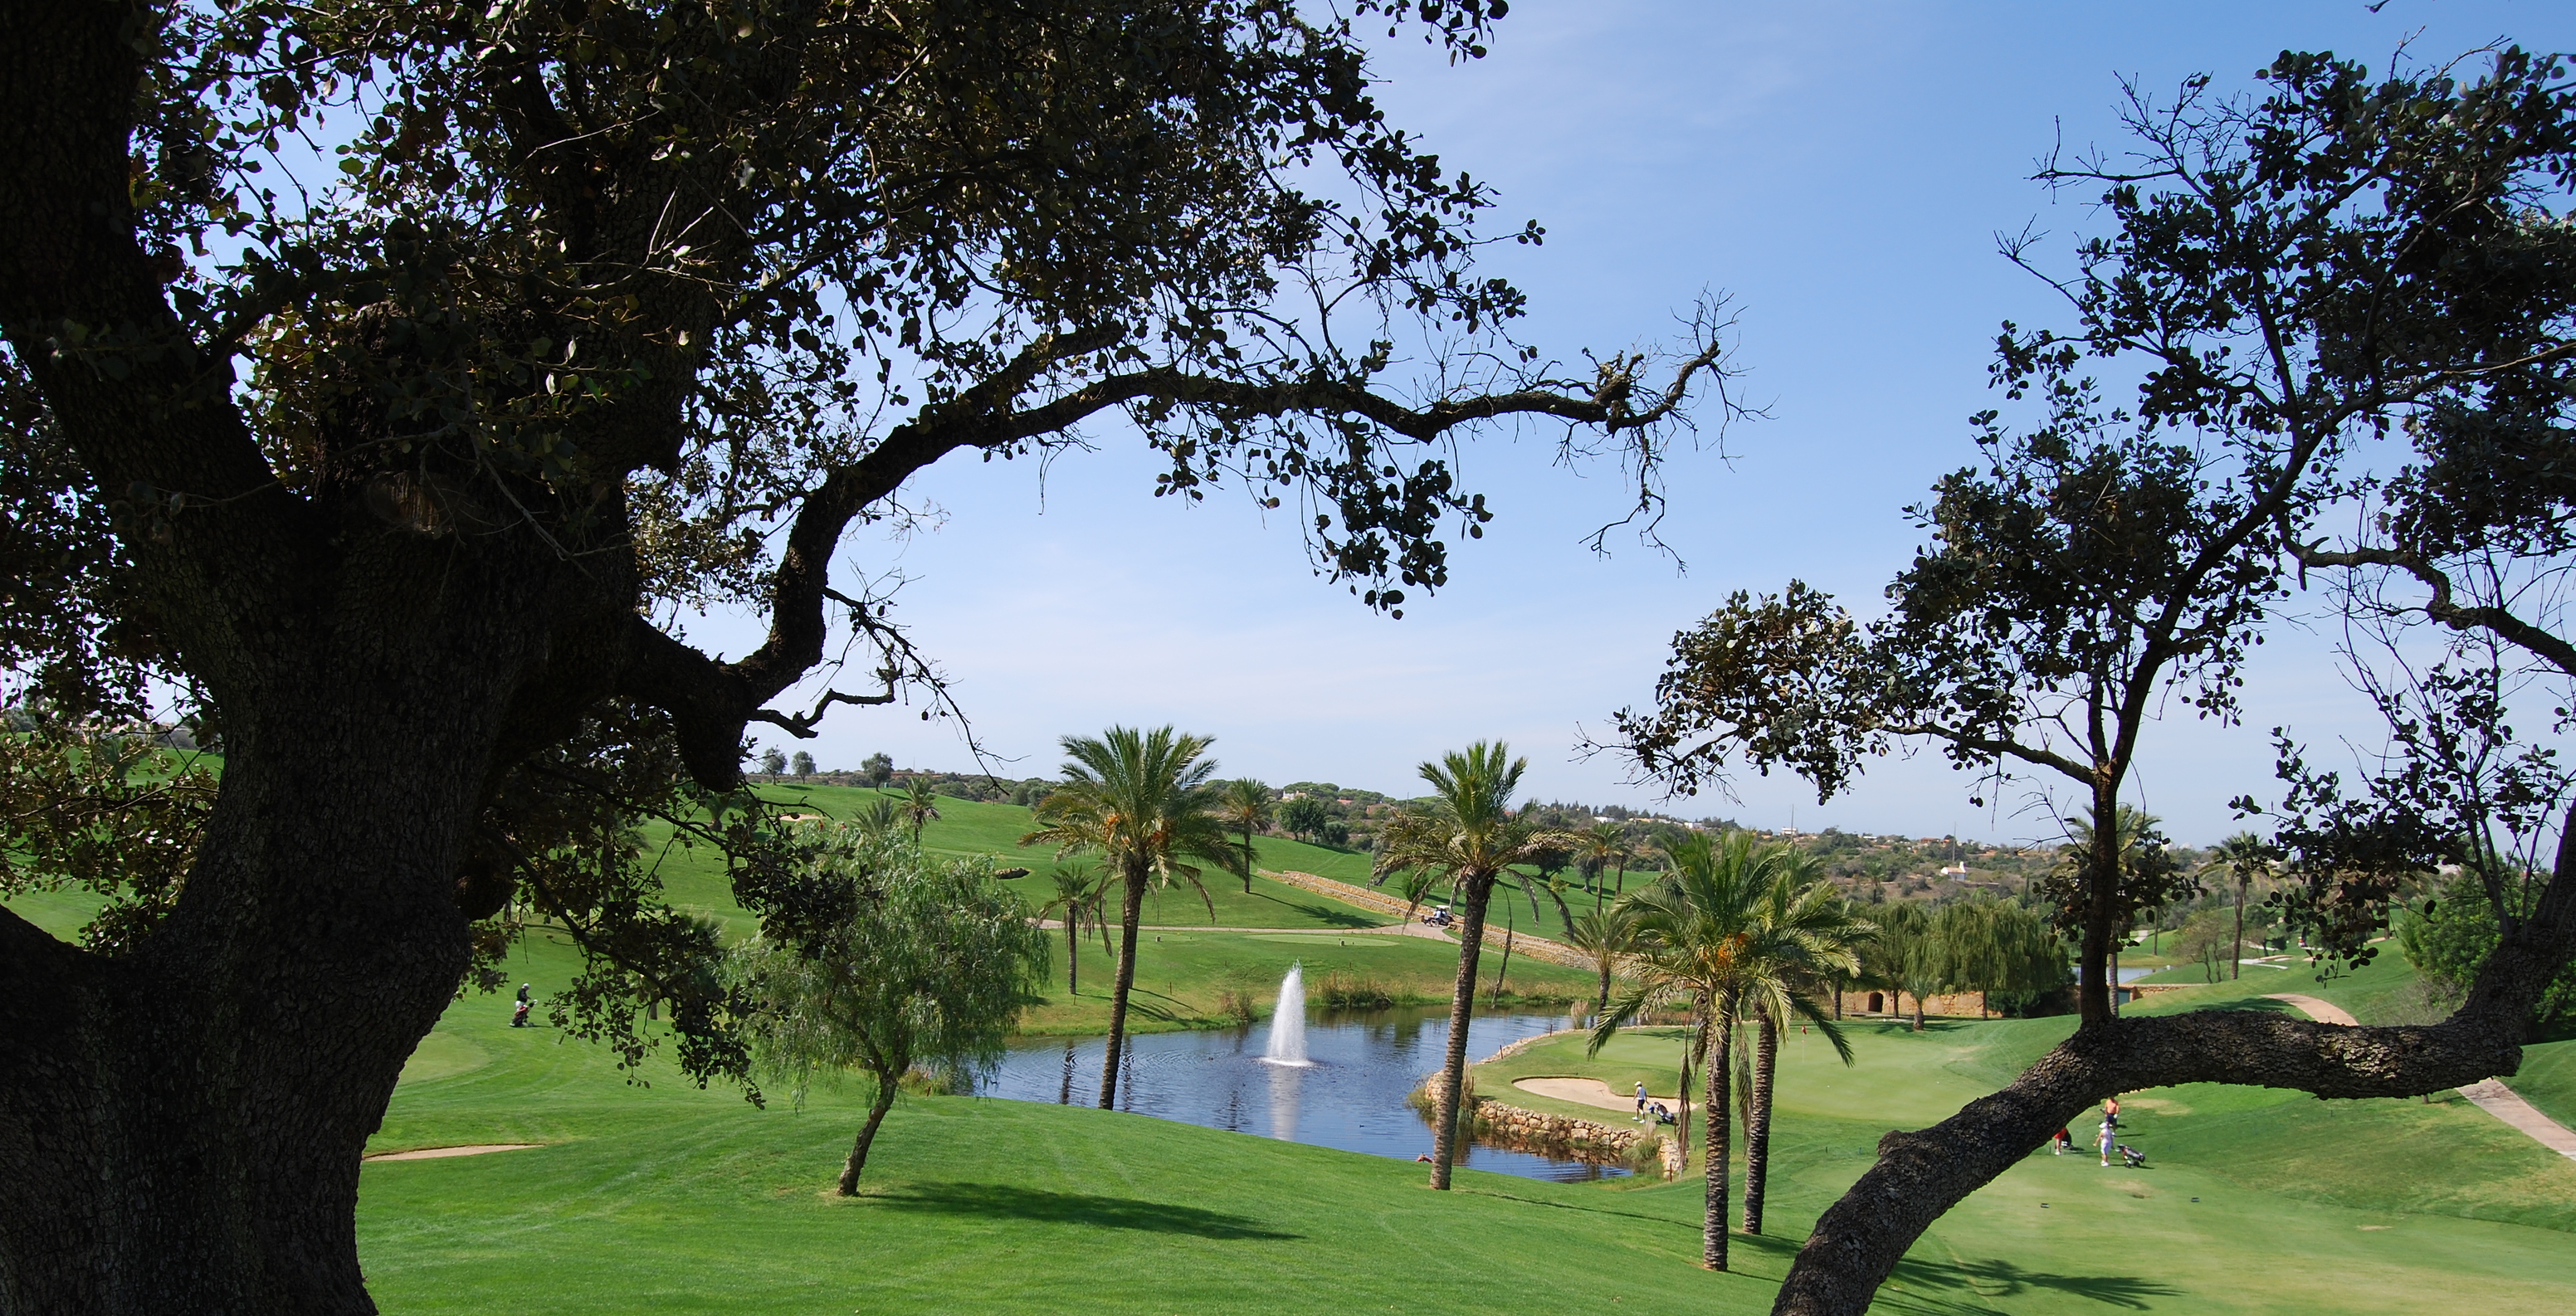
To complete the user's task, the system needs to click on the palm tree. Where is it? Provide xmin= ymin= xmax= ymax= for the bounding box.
xmin=1372 ymin=741 xmax=1573 ymax=1191
xmin=1218 ymin=778 xmax=1274 ymax=894
xmin=1738 ymin=859 xmax=1869 ymax=1236
xmin=1590 ymin=831 xmax=1855 ymax=1270
xmin=1576 ymin=821 xmax=1632 ymax=914
xmin=895 ymin=778 xmax=943 ymax=845
xmin=1021 ymin=726 xmax=1250 ymax=1109
xmin=1035 ymin=863 xmax=1111 ymax=994
xmin=2198 ymin=831 xmax=2276 ymax=982
xmin=850 ymin=793 xmax=901 ymax=838
xmin=1564 ymin=904 xmax=1643 ymax=1015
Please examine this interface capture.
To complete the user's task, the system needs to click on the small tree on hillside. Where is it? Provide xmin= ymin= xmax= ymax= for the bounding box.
xmin=759 ymin=747 xmax=788 ymax=777
xmin=862 ymin=753 xmax=896 ymax=788
xmin=1279 ymin=796 xmax=1330 ymax=843
xmin=730 ymin=832 xmax=1047 ymax=1194
xmin=790 ymin=751 xmax=816 ymax=779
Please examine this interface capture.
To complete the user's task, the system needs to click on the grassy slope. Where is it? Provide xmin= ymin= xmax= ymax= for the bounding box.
xmin=365 ymin=935 xmax=2576 ymax=1315
xmin=366 ymin=933 xmax=1764 ymax=1316
xmin=1471 ymin=961 xmax=2576 ymax=1314
xmin=648 ymin=785 xmax=1397 ymax=933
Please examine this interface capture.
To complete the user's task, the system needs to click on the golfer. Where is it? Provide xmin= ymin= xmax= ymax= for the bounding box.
xmin=1634 ymin=1081 xmax=1648 ymax=1121
xmin=2098 ymin=1117 xmax=2117 ymax=1167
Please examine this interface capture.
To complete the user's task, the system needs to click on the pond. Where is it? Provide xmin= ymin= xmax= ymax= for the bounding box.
xmin=978 ymin=1003 xmax=1631 ymax=1182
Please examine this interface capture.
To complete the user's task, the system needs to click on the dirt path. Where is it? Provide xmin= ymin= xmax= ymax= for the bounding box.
xmin=363 ymin=1143 xmax=542 ymax=1162
xmin=1510 ymin=1076 xmax=1676 ymax=1113
xmin=2266 ymin=993 xmax=2576 ymax=1160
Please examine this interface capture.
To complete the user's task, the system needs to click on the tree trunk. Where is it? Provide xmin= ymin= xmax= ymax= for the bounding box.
xmin=1099 ymin=865 xmax=1148 ymax=1110
xmin=1743 ymin=1011 xmax=1778 ymax=1235
xmin=1242 ymin=826 xmax=1255 ymax=894
xmin=1764 ymin=816 xmax=2576 ymax=1316
xmin=1703 ymin=997 xmax=1734 ymax=1270
xmin=1427 ymin=871 xmax=1495 ymax=1190
xmin=2233 ymin=879 xmax=2247 ymax=982
xmin=1065 ymin=919 xmax=1081 ymax=994
xmin=1596 ymin=959 xmax=1612 ymax=1015
xmin=837 ymin=1072 xmax=901 ymax=1194
xmin=1490 ymin=922 xmax=1514 ymax=1002
xmin=2076 ymin=787 xmax=2120 ymax=1023
xmin=0 ymin=658 xmax=539 ymax=1312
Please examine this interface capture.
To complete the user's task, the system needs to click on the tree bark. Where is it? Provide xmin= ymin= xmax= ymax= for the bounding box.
xmin=1743 ymin=1011 xmax=1779 ymax=1235
xmin=1427 ymin=870 xmax=1495 ymax=1190
xmin=1099 ymin=865 xmax=1148 ymax=1110
xmin=0 ymin=626 xmax=555 ymax=1313
xmin=1766 ymin=821 xmax=2576 ymax=1316
xmin=1702 ymin=996 xmax=1734 ymax=1270
xmin=837 ymin=1073 xmax=901 ymax=1195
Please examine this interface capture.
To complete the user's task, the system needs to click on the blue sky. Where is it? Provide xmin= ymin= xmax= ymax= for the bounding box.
xmin=720 ymin=1 xmax=2570 ymax=846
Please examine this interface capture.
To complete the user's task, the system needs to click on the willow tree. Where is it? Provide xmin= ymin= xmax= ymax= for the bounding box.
xmin=729 ymin=831 xmax=1046 ymax=1194
xmin=0 ymin=2 xmax=1743 ymax=1309
xmin=1608 ymin=47 xmax=2576 ymax=1316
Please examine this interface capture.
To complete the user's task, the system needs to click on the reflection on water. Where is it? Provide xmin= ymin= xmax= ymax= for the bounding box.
xmin=979 ymin=1004 xmax=1628 ymax=1182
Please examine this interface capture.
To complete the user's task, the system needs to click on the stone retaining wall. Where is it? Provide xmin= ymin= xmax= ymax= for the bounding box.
xmin=1421 ymin=1067 xmax=1684 ymax=1179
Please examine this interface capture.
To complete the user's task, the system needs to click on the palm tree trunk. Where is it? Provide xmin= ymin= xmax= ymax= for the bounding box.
xmin=1427 ymin=870 xmax=1495 ymax=1191
xmin=1595 ymin=958 xmax=1612 ymax=1015
xmin=2233 ymin=878 xmax=2247 ymax=982
xmin=1065 ymin=918 xmax=1080 ymax=994
xmin=1743 ymin=1011 xmax=1778 ymax=1235
xmin=1704 ymin=998 xmax=1734 ymax=1270
xmin=1100 ymin=865 xmax=1147 ymax=1110
xmin=1674 ymin=1023 xmax=1694 ymax=1169
xmin=1242 ymin=825 xmax=1255 ymax=894
xmin=837 ymin=1070 xmax=902 ymax=1195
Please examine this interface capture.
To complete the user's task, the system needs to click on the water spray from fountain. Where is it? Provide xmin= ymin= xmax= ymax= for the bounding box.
xmin=1261 ymin=962 xmax=1310 ymax=1066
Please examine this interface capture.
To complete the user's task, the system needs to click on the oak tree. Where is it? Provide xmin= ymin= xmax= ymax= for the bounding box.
xmin=0 ymin=2 xmax=1739 ymax=1309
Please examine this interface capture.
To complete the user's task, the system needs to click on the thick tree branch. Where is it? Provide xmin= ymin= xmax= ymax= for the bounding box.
xmin=2289 ymin=539 xmax=2576 ymax=678
xmin=632 ymin=331 xmax=1734 ymax=789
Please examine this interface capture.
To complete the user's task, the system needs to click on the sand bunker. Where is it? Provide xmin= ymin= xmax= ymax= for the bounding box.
xmin=1511 ymin=1076 xmax=1676 ymax=1113
xmin=364 ymin=1143 xmax=544 ymax=1162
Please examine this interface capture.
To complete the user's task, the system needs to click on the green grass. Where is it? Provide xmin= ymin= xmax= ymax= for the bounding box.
xmin=363 ymin=935 xmax=2576 ymax=1314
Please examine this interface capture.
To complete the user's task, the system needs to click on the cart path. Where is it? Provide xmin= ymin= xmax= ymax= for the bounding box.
xmin=1034 ymin=919 xmax=1444 ymax=938
xmin=363 ymin=1143 xmax=543 ymax=1162
xmin=2266 ymin=993 xmax=2576 ymax=1160
xmin=2263 ymin=993 xmax=2357 ymax=1026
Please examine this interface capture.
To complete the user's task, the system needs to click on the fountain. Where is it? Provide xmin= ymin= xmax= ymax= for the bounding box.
xmin=1261 ymin=962 xmax=1310 ymax=1066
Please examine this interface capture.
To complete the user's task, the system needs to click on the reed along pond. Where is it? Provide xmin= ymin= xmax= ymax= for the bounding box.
xmin=978 ymin=1003 xmax=1631 ymax=1182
